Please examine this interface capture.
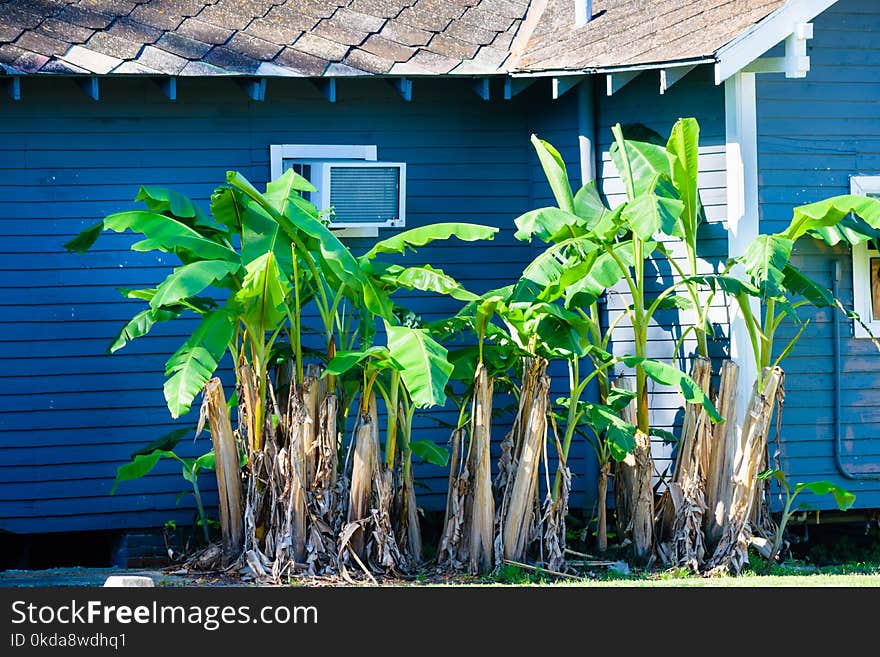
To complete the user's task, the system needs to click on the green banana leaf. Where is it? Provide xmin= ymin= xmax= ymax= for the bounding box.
xmin=109 ymin=306 xmax=181 ymax=353
xmin=530 ymin=134 xmax=575 ymax=213
xmin=513 ymin=207 xmax=588 ymax=243
xmin=386 ymin=323 xmax=454 ymax=408
xmin=620 ymin=173 xmax=684 ymax=240
xmin=233 ymin=251 xmax=290 ymax=330
xmin=163 ymin=309 xmax=235 ymax=419
xmin=741 ymin=233 xmax=794 ymax=297
xmin=783 ymin=194 xmax=880 ymax=245
xmin=150 ymin=260 xmax=241 ymax=310
xmin=370 ymin=262 xmax=479 ymax=302
xmin=360 ymin=222 xmax=499 ymax=262
xmin=665 ymin=117 xmax=704 ymax=245
xmin=619 ymin=356 xmax=722 ymax=422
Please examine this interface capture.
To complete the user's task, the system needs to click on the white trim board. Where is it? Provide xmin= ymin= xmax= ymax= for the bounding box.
xmin=850 ymin=176 xmax=880 ymax=339
xmin=269 ymin=144 xmax=377 ymax=180
xmin=715 ymin=0 xmax=838 ymax=83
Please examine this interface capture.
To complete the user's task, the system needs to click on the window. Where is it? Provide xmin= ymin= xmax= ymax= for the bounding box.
xmin=269 ymin=144 xmax=406 ymax=238
xmin=850 ymin=176 xmax=880 ymax=338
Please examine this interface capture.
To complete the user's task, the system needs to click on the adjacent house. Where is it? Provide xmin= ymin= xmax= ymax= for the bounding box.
xmin=2 ymin=0 xmax=878 ymax=559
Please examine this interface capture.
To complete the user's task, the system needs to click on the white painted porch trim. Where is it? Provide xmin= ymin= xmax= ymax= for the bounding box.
xmin=715 ymin=0 xmax=838 ymax=83
xmin=724 ymin=71 xmax=760 ymax=432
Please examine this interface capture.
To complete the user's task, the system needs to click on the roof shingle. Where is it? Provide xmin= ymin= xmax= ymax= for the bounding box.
xmin=176 ymin=17 xmax=233 ymax=45
xmin=272 ymin=45 xmax=329 ymax=75
xmin=85 ymin=31 xmax=144 ymax=60
xmin=155 ymin=31 xmax=213 ymax=60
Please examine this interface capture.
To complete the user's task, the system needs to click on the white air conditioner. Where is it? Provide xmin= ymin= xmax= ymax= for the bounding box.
xmin=312 ymin=161 xmax=406 ymax=230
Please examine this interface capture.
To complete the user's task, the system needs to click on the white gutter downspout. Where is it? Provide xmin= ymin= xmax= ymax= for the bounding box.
xmin=577 ymin=78 xmax=596 ymax=184
xmin=724 ymin=71 xmax=760 ymax=434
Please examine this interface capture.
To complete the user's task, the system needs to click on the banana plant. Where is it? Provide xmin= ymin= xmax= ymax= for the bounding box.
xmin=68 ymin=169 xmax=497 ymax=569
xmin=315 ymin=220 xmax=497 ymax=568
xmin=602 ymin=120 xmax=713 ymax=359
xmin=757 ymin=468 xmax=854 ymax=571
xmin=430 ymin=295 xmax=519 ymax=572
xmin=693 ymin=194 xmax=880 ymax=392
xmin=521 ymin=132 xmax=722 ymax=556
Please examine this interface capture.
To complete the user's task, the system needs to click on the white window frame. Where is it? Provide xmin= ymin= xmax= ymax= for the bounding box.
xmin=269 ymin=144 xmax=381 ymax=238
xmin=850 ymin=175 xmax=880 ymax=338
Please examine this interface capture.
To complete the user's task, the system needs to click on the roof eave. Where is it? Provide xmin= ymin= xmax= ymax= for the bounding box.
xmin=714 ymin=0 xmax=839 ymax=84
xmin=508 ymin=57 xmax=716 ymax=78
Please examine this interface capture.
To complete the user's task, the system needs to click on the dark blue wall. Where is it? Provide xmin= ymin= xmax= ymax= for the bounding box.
xmin=0 ymin=75 xmax=557 ymax=533
xmin=757 ymin=0 xmax=880 ymax=508
xmin=8 ymin=0 xmax=878 ymax=536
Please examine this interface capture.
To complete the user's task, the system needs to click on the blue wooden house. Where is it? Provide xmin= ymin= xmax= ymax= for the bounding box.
xmin=1 ymin=0 xmax=878 ymax=555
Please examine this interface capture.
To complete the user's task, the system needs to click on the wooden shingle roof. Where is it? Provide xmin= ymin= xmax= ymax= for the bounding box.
xmin=0 ymin=0 xmax=805 ymax=77
xmin=516 ymin=0 xmax=789 ymax=73
xmin=0 ymin=0 xmax=529 ymax=76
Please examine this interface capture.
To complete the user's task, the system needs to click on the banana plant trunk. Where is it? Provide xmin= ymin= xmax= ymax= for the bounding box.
xmin=469 ymin=364 xmax=495 ymax=572
xmin=202 ymin=378 xmax=243 ymax=561
xmin=613 ymin=375 xmax=652 ymax=563
xmin=702 ymin=361 xmax=740 ymax=551
xmin=705 ymin=367 xmax=784 ymax=575
xmin=238 ymin=361 xmax=342 ymax=579
xmin=597 ymin=461 xmax=610 ymax=552
xmin=496 ymin=356 xmax=550 ymax=564
xmin=656 ymin=357 xmax=712 ymax=569
xmin=392 ymin=404 xmax=422 ymax=564
xmin=345 ymin=394 xmax=378 ymax=562
xmin=437 ymin=363 xmax=495 ymax=573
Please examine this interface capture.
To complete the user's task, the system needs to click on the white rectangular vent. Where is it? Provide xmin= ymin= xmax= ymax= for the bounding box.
xmin=315 ymin=162 xmax=406 ymax=229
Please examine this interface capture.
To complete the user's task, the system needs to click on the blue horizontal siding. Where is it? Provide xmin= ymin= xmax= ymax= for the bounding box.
xmin=757 ymin=0 xmax=880 ymax=508
xmin=0 ymin=75 xmax=546 ymax=534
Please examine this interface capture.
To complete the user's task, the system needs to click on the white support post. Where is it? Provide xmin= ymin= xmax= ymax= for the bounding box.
xmin=724 ymin=71 xmax=761 ymax=432
xmin=783 ymin=22 xmax=812 ymax=78
xmin=742 ymin=23 xmax=812 ymax=78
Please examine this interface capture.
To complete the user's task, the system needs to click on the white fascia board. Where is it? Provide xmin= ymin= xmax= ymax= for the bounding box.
xmin=508 ymin=58 xmax=714 ymax=79
xmin=715 ymin=0 xmax=838 ymax=83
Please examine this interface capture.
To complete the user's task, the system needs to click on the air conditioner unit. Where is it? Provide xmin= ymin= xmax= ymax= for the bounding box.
xmin=312 ymin=161 xmax=406 ymax=230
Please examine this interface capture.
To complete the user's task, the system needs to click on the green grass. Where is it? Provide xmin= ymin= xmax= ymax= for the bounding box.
xmin=575 ymin=572 xmax=880 ymax=587
xmin=475 ymin=557 xmax=880 ymax=587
